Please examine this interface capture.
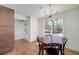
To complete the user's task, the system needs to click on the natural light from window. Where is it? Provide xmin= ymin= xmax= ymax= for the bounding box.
xmin=43 ymin=18 xmax=63 ymax=36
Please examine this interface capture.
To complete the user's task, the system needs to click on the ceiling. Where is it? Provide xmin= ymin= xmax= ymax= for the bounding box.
xmin=2 ymin=4 xmax=79 ymax=17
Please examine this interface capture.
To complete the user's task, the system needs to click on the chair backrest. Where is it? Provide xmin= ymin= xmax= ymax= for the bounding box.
xmin=45 ymin=34 xmax=53 ymax=43
xmin=37 ymin=37 xmax=44 ymax=46
xmin=61 ymin=37 xmax=68 ymax=49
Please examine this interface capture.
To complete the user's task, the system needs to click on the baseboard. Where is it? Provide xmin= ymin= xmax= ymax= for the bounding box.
xmin=66 ymin=48 xmax=79 ymax=55
xmin=15 ymin=38 xmax=25 ymax=40
xmin=15 ymin=39 xmax=29 ymax=41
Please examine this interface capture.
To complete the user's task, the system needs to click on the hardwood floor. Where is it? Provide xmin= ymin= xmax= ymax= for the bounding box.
xmin=3 ymin=39 xmax=79 ymax=55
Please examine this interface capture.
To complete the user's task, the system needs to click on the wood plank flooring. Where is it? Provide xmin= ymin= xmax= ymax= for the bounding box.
xmin=3 ymin=39 xmax=79 ymax=55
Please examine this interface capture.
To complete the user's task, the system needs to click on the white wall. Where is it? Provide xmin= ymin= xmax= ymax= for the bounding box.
xmin=14 ymin=14 xmax=39 ymax=41
xmin=25 ymin=17 xmax=30 ymax=41
xmin=15 ymin=13 xmax=27 ymax=20
xmin=38 ymin=18 xmax=44 ymax=37
xmin=27 ymin=17 xmax=38 ymax=41
xmin=58 ymin=7 xmax=79 ymax=51
xmin=14 ymin=20 xmax=27 ymax=40
xmin=29 ymin=17 xmax=39 ymax=42
xmin=14 ymin=13 xmax=29 ymax=40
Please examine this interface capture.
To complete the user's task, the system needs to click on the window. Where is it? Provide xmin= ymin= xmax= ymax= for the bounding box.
xmin=43 ymin=19 xmax=63 ymax=35
xmin=44 ymin=20 xmax=51 ymax=33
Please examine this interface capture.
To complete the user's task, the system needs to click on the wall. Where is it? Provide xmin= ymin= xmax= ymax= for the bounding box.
xmin=14 ymin=14 xmax=39 ymax=41
xmin=15 ymin=13 xmax=26 ymax=20
xmin=14 ymin=20 xmax=27 ymax=40
xmin=25 ymin=17 xmax=30 ymax=41
xmin=30 ymin=17 xmax=39 ymax=41
xmin=38 ymin=18 xmax=44 ymax=37
xmin=14 ymin=13 xmax=29 ymax=40
xmin=29 ymin=17 xmax=39 ymax=42
xmin=58 ymin=7 xmax=79 ymax=52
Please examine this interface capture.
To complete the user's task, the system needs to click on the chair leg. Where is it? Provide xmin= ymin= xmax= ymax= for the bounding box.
xmin=42 ymin=50 xmax=43 ymax=55
xmin=61 ymin=50 xmax=63 ymax=55
xmin=39 ymin=48 xmax=44 ymax=55
xmin=61 ymin=49 xmax=64 ymax=55
xmin=62 ymin=49 xmax=64 ymax=55
xmin=39 ymin=48 xmax=41 ymax=55
xmin=39 ymin=48 xmax=40 ymax=55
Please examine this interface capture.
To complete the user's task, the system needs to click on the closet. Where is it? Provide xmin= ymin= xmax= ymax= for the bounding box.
xmin=0 ymin=6 xmax=14 ymax=54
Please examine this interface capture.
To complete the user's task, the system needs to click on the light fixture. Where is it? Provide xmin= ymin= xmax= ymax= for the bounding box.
xmin=40 ymin=4 xmax=57 ymax=20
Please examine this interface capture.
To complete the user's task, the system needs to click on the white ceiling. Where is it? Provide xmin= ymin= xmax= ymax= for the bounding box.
xmin=2 ymin=4 xmax=79 ymax=17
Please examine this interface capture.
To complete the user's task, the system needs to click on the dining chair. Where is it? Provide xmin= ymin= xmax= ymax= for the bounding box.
xmin=43 ymin=37 xmax=68 ymax=55
xmin=45 ymin=43 xmax=59 ymax=55
xmin=45 ymin=34 xmax=53 ymax=43
xmin=61 ymin=37 xmax=68 ymax=55
xmin=37 ymin=37 xmax=45 ymax=55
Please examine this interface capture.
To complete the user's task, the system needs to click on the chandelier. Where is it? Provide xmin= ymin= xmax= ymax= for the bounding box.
xmin=40 ymin=4 xmax=57 ymax=20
